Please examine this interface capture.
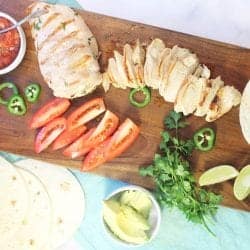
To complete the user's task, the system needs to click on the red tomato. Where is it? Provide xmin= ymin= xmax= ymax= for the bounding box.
xmin=82 ymin=118 xmax=140 ymax=171
xmin=29 ymin=98 xmax=70 ymax=129
xmin=68 ymin=110 xmax=119 ymax=158
xmin=81 ymin=138 xmax=111 ymax=171
xmin=63 ymin=128 xmax=96 ymax=158
xmin=52 ymin=125 xmax=87 ymax=151
xmin=67 ymin=98 xmax=105 ymax=130
xmin=0 ymin=17 xmax=20 ymax=69
xmin=35 ymin=117 xmax=67 ymax=153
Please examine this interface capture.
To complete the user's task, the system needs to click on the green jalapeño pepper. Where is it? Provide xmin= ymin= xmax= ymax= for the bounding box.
xmin=193 ymin=127 xmax=215 ymax=152
xmin=129 ymin=87 xmax=151 ymax=108
xmin=25 ymin=83 xmax=41 ymax=103
xmin=0 ymin=82 xmax=19 ymax=105
xmin=7 ymin=95 xmax=27 ymax=116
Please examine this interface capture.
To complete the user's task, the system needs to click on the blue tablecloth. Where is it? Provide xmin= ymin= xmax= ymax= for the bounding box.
xmin=1 ymin=0 xmax=249 ymax=249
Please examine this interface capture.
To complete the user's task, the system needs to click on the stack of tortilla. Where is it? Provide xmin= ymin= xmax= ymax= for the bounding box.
xmin=0 ymin=156 xmax=85 ymax=250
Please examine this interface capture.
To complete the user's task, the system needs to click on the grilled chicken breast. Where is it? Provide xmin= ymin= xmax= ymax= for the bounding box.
xmin=28 ymin=2 xmax=101 ymax=98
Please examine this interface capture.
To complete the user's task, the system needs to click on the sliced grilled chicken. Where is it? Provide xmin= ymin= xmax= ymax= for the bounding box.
xmin=206 ymin=85 xmax=241 ymax=122
xmin=192 ymin=64 xmax=210 ymax=79
xmin=158 ymin=48 xmax=176 ymax=98
xmin=28 ymin=2 xmax=101 ymax=98
xmin=123 ymin=44 xmax=138 ymax=88
xmin=114 ymin=50 xmax=129 ymax=88
xmin=107 ymin=57 xmax=126 ymax=89
xmin=144 ymin=39 xmax=165 ymax=89
xmin=174 ymin=64 xmax=211 ymax=114
xmin=104 ymin=40 xmax=146 ymax=90
xmin=158 ymin=45 xmax=199 ymax=102
xmin=162 ymin=50 xmax=199 ymax=102
xmin=132 ymin=40 xmax=145 ymax=86
xmin=174 ymin=76 xmax=208 ymax=115
xmin=102 ymin=72 xmax=111 ymax=92
xmin=195 ymin=76 xmax=224 ymax=117
xmin=200 ymin=65 xmax=211 ymax=79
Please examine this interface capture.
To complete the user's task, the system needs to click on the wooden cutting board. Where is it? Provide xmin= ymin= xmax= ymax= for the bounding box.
xmin=0 ymin=0 xmax=249 ymax=211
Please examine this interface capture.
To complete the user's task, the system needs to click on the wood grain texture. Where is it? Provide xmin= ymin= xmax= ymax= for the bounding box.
xmin=0 ymin=0 xmax=249 ymax=211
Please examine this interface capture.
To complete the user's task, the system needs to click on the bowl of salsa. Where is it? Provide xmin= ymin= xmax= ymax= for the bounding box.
xmin=0 ymin=12 xmax=26 ymax=75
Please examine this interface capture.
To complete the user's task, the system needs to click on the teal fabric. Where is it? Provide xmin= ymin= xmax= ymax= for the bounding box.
xmin=1 ymin=151 xmax=250 ymax=250
xmin=1 ymin=0 xmax=250 ymax=249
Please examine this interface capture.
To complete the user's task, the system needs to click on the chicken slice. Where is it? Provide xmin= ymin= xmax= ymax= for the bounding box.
xmin=174 ymin=76 xmax=208 ymax=115
xmin=123 ymin=44 xmax=139 ymax=88
xmin=195 ymin=76 xmax=224 ymax=117
xmin=158 ymin=45 xmax=199 ymax=102
xmin=161 ymin=53 xmax=199 ymax=102
xmin=144 ymin=39 xmax=165 ymax=89
xmin=158 ymin=50 xmax=177 ymax=98
xmin=174 ymin=64 xmax=211 ymax=114
xmin=107 ymin=58 xmax=126 ymax=89
xmin=114 ymin=51 xmax=129 ymax=88
xmin=200 ymin=65 xmax=211 ymax=79
xmin=132 ymin=40 xmax=145 ymax=86
xmin=102 ymin=72 xmax=111 ymax=92
xmin=158 ymin=48 xmax=172 ymax=80
xmin=205 ymin=85 xmax=241 ymax=122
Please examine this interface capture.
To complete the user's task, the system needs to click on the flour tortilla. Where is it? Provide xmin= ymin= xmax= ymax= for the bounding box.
xmin=6 ymin=167 xmax=52 ymax=250
xmin=15 ymin=159 xmax=85 ymax=249
xmin=0 ymin=156 xmax=29 ymax=248
xmin=239 ymin=80 xmax=250 ymax=144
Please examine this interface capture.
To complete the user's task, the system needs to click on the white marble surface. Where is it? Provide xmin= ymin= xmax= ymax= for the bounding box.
xmin=77 ymin=0 xmax=250 ymax=48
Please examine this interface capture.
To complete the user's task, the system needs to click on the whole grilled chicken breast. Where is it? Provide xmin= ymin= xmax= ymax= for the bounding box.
xmin=28 ymin=2 xmax=102 ymax=98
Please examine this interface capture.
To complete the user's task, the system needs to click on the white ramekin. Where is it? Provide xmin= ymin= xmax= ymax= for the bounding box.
xmin=102 ymin=185 xmax=162 ymax=247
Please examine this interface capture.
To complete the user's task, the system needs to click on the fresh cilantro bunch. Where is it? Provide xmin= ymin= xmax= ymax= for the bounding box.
xmin=140 ymin=111 xmax=221 ymax=235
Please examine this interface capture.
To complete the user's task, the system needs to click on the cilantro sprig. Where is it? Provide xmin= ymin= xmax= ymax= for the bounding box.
xmin=140 ymin=111 xmax=221 ymax=235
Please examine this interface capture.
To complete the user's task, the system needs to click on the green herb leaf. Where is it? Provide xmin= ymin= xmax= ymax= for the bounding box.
xmin=33 ymin=18 xmax=42 ymax=31
xmin=164 ymin=111 xmax=188 ymax=130
xmin=140 ymin=110 xmax=221 ymax=235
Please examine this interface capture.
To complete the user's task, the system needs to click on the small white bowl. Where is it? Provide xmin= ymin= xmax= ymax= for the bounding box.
xmin=0 ymin=12 xmax=26 ymax=75
xmin=102 ymin=185 xmax=161 ymax=247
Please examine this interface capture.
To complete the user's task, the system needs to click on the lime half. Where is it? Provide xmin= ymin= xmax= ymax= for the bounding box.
xmin=233 ymin=165 xmax=250 ymax=200
xmin=199 ymin=165 xmax=239 ymax=186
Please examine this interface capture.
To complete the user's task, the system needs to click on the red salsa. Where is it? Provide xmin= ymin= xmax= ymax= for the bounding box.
xmin=0 ymin=17 xmax=20 ymax=69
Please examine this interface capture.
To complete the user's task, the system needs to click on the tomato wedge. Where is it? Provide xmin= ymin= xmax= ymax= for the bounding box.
xmin=29 ymin=98 xmax=70 ymax=129
xmin=52 ymin=125 xmax=87 ymax=151
xmin=81 ymin=138 xmax=111 ymax=171
xmin=35 ymin=117 xmax=67 ymax=153
xmin=82 ymin=118 xmax=140 ymax=171
xmin=67 ymin=98 xmax=105 ymax=130
xmin=63 ymin=110 xmax=119 ymax=158
xmin=63 ymin=128 xmax=96 ymax=158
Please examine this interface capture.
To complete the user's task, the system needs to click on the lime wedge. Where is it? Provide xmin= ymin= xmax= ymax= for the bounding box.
xmin=199 ymin=165 xmax=239 ymax=186
xmin=233 ymin=165 xmax=250 ymax=200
